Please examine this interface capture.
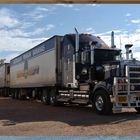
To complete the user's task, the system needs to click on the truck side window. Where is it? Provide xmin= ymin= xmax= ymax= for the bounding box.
xmin=81 ymin=51 xmax=90 ymax=64
xmin=76 ymin=52 xmax=81 ymax=63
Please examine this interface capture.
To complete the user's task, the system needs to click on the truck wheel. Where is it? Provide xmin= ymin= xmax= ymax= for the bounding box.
xmin=49 ymin=89 xmax=63 ymax=106
xmin=50 ymin=90 xmax=58 ymax=106
xmin=18 ymin=92 xmax=22 ymax=100
xmin=11 ymin=93 xmax=15 ymax=99
xmin=15 ymin=92 xmax=18 ymax=99
xmin=41 ymin=91 xmax=50 ymax=105
xmin=135 ymin=107 xmax=140 ymax=114
xmin=18 ymin=92 xmax=26 ymax=100
xmin=50 ymin=93 xmax=57 ymax=106
xmin=93 ymin=90 xmax=112 ymax=115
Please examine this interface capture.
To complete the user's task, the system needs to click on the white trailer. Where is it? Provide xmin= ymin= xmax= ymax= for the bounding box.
xmin=10 ymin=36 xmax=63 ymax=99
xmin=0 ymin=63 xmax=10 ymax=96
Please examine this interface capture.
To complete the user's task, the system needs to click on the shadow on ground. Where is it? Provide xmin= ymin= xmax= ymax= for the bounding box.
xmin=0 ymin=97 xmax=139 ymax=126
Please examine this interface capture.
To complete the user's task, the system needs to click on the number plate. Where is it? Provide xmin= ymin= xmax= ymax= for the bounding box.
xmin=118 ymin=96 xmax=127 ymax=103
xmin=137 ymin=93 xmax=140 ymax=96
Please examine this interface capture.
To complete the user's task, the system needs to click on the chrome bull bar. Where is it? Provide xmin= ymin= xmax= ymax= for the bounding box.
xmin=112 ymin=65 xmax=140 ymax=113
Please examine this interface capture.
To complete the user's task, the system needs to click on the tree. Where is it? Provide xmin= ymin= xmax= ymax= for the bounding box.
xmin=0 ymin=59 xmax=6 ymax=65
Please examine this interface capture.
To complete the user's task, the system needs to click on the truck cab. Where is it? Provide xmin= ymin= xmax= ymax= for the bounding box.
xmin=58 ymin=32 xmax=140 ymax=114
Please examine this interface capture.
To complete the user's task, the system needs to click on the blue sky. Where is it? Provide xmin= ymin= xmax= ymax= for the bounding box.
xmin=1 ymin=4 xmax=140 ymax=62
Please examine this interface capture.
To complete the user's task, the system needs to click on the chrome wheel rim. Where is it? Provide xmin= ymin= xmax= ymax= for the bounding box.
xmin=95 ymin=96 xmax=104 ymax=111
xmin=50 ymin=96 xmax=55 ymax=104
xmin=42 ymin=96 xmax=46 ymax=103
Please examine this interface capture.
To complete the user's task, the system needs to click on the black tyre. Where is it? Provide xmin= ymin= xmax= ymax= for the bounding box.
xmin=135 ymin=107 xmax=140 ymax=114
xmin=49 ymin=89 xmax=63 ymax=106
xmin=41 ymin=90 xmax=50 ymax=105
xmin=15 ymin=92 xmax=18 ymax=99
xmin=18 ymin=91 xmax=26 ymax=100
xmin=50 ymin=89 xmax=58 ymax=106
xmin=93 ymin=89 xmax=112 ymax=115
xmin=18 ymin=92 xmax=22 ymax=100
xmin=11 ymin=92 xmax=15 ymax=99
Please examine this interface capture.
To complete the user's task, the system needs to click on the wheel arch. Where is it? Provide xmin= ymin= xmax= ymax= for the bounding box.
xmin=89 ymin=82 xmax=110 ymax=103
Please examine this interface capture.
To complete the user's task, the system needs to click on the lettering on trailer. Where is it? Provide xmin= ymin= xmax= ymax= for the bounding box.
xmin=17 ymin=60 xmax=39 ymax=79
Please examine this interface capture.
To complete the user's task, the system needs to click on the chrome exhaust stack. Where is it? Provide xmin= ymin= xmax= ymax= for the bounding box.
xmin=111 ymin=31 xmax=116 ymax=48
xmin=74 ymin=27 xmax=79 ymax=53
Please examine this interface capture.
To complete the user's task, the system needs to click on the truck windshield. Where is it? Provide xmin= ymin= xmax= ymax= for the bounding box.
xmin=94 ymin=49 xmax=121 ymax=63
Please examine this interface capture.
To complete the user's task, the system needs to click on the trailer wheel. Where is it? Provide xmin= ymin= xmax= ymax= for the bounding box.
xmin=93 ymin=89 xmax=112 ymax=115
xmin=49 ymin=89 xmax=63 ymax=106
xmin=41 ymin=90 xmax=50 ymax=105
xmin=15 ymin=91 xmax=19 ymax=99
xmin=50 ymin=89 xmax=59 ymax=106
xmin=18 ymin=91 xmax=26 ymax=100
xmin=18 ymin=92 xmax=22 ymax=100
xmin=135 ymin=107 xmax=140 ymax=114
xmin=11 ymin=93 xmax=15 ymax=99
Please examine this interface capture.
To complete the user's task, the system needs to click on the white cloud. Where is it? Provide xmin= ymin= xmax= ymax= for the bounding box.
xmin=0 ymin=29 xmax=29 ymax=38
xmin=0 ymin=26 xmax=49 ymax=38
xmin=20 ymin=22 xmax=34 ymax=29
xmin=74 ymin=8 xmax=80 ymax=11
xmin=131 ymin=19 xmax=140 ymax=23
xmin=97 ymin=29 xmax=122 ymax=36
xmin=86 ymin=28 xmax=93 ymax=31
xmin=22 ymin=7 xmax=49 ymax=21
xmin=36 ymin=7 xmax=49 ymax=12
xmin=91 ymin=4 xmax=97 ymax=6
xmin=100 ymin=30 xmax=140 ymax=60
xmin=0 ymin=31 xmax=47 ymax=55
xmin=0 ymin=8 xmax=19 ymax=28
xmin=132 ymin=52 xmax=140 ymax=60
xmin=125 ymin=13 xmax=131 ymax=17
xmin=29 ymin=27 xmax=46 ymax=36
xmin=36 ymin=15 xmax=45 ymax=20
xmin=85 ymin=27 xmax=95 ymax=34
xmin=46 ymin=24 xmax=55 ymax=31
xmin=86 ymin=4 xmax=97 ymax=6
xmin=87 ymin=4 xmax=100 ymax=7
xmin=5 ymin=53 xmax=22 ymax=63
xmin=136 ymin=29 xmax=140 ymax=32
xmin=56 ymin=4 xmax=73 ymax=8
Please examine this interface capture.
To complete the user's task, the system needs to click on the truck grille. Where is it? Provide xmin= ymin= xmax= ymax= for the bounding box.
xmin=128 ymin=66 xmax=140 ymax=92
xmin=113 ymin=65 xmax=140 ymax=108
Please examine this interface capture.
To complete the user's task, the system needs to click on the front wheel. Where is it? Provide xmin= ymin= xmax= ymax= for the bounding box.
xmin=93 ymin=90 xmax=112 ymax=115
xmin=135 ymin=107 xmax=140 ymax=114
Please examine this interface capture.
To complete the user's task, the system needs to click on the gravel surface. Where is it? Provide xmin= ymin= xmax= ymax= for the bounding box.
xmin=0 ymin=97 xmax=139 ymax=136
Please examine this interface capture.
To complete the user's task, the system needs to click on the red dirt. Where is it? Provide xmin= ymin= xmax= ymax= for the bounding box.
xmin=0 ymin=97 xmax=139 ymax=136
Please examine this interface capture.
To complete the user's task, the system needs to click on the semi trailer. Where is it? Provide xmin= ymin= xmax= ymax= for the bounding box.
xmin=0 ymin=63 xmax=10 ymax=97
xmin=1 ymin=29 xmax=140 ymax=114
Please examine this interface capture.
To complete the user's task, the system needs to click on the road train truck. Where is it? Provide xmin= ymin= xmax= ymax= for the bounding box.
xmin=9 ymin=29 xmax=140 ymax=114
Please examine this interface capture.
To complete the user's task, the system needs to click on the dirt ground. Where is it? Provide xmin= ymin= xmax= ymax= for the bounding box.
xmin=0 ymin=97 xmax=139 ymax=136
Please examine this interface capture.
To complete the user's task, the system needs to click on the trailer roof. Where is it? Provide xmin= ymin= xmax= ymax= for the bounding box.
xmin=10 ymin=35 xmax=63 ymax=65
